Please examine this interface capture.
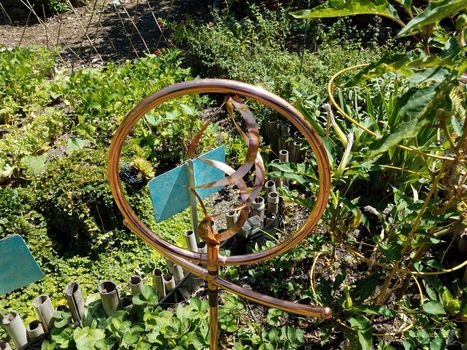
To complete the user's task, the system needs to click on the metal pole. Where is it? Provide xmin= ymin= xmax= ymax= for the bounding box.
xmin=207 ymin=242 xmax=219 ymax=350
xmin=187 ymin=160 xmax=199 ymax=242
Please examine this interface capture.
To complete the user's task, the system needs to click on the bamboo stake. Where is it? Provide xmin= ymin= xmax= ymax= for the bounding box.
xmin=64 ymin=0 xmax=103 ymax=62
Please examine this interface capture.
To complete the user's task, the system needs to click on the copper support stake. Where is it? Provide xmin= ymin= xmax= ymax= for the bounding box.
xmin=207 ymin=241 xmax=220 ymax=350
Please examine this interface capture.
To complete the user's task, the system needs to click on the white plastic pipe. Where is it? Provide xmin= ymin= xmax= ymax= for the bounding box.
xmin=264 ymin=180 xmax=276 ymax=196
xmin=1 ymin=311 xmax=27 ymax=348
xmin=197 ymin=242 xmax=207 ymax=254
xmin=279 ymin=149 xmax=289 ymax=162
xmin=129 ymin=276 xmax=143 ymax=296
xmin=26 ymin=320 xmax=44 ymax=340
xmin=121 ymin=297 xmax=133 ymax=311
xmin=0 ymin=340 xmax=12 ymax=350
xmin=184 ymin=230 xmax=198 ymax=252
xmin=152 ymin=268 xmax=165 ymax=298
xmin=267 ymin=192 xmax=279 ymax=216
xmin=167 ymin=260 xmax=184 ymax=283
xmin=225 ymin=211 xmax=238 ymax=229
xmin=65 ymin=282 xmax=85 ymax=323
xmin=98 ymin=281 xmax=120 ymax=316
xmin=33 ymin=295 xmax=54 ymax=332
xmin=270 ymin=159 xmax=282 ymax=188
xmin=163 ymin=273 xmax=176 ymax=293
xmin=251 ymin=196 xmax=265 ymax=222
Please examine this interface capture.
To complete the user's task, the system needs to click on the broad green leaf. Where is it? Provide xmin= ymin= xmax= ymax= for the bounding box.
xmin=417 ymin=329 xmax=430 ymax=344
xmin=348 ymin=316 xmax=373 ymax=350
xmin=379 ymin=241 xmax=403 ymax=262
xmin=66 ymin=138 xmax=90 ymax=154
xmin=429 ymin=336 xmax=446 ymax=350
xmin=141 ymin=285 xmax=156 ymax=300
xmin=367 ymin=79 xmax=453 ymax=158
xmin=0 ymin=162 xmax=15 ymax=178
xmin=403 ymin=339 xmax=415 ymax=350
xmin=21 ymin=154 xmax=48 ymax=175
xmin=347 ymin=51 xmax=460 ymax=85
xmin=353 ymin=273 xmax=380 ymax=301
xmin=123 ymin=330 xmax=140 ymax=345
xmin=398 ymin=0 xmax=467 ymax=36
xmin=422 ymin=301 xmax=446 ymax=315
xmin=41 ymin=339 xmax=57 ymax=350
xmin=407 ymin=67 xmax=450 ymax=85
xmin=53 ymin=317 xmax=69 ymax=329
xmin=352 ymin=305 xmax=396 ymax=317
xmin=144 ymin=114 xmax=158 ymax=126
xmin=291 ymin=0 xmax=400 ymax=24
xmin=368 ymin=118 xmax=425 ymax=157
xmin=136 ymin=340 xmax=151 ymax=350
xmin=393 ymin=84 xmax=439 ymax=123
xmin=73 ymin=327 xmax=106 ymax=350
xmin=441 ymin=287 xmax=461 ymax=314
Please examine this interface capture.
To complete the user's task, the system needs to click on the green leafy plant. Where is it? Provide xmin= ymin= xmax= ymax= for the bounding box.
xmin=288 ymin=1 xmax=467 ymax=348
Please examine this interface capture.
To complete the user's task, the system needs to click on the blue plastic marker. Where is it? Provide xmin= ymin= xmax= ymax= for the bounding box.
xmin=0 ymin=234 xmax=44 ymax=295
xmin=148 ymin=146 xmax=226 ymax=223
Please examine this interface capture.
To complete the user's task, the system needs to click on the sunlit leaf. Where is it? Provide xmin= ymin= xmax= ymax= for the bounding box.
xmin=398 ymin=0 xmax=467 ymax=37
xmin=422 ymin=301 xmax=446 ymax=315
xmin=291 ymin=0 xmax=400 ymax=24
xmin=66 ymin=138 xmax=90 ymax=154
xmin=21 ymin=154 xmax=48 ymax=175
xmin=348 ymin=316 xmax=373 ymax=350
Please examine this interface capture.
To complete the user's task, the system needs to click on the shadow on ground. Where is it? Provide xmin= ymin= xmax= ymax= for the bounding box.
xmin=60 ymin=0 xmax=211 ymax=64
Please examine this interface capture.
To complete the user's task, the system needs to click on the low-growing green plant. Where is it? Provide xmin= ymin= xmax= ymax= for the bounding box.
xmin=174 ymin=5 xmax=386 ymax=110
xmin=267 ymin=1 xmax=467 ymax=348
xmin=37 ymin=292 xmax=305 ymax=350
xmin=0 ymin=47 xmax=57 ymax=123
xmin=0 ymin=48 xmax=220 ymax=341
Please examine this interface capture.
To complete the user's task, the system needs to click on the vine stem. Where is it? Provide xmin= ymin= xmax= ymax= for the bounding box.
xmin=376 ymin=161 xmax=449 ymax=304
xmin=309 ymin=252 xmax=322 ymax=298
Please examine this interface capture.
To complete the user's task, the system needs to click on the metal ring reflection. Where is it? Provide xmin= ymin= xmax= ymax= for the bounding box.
xmin=108 ymin=79 xmax=331 ymax=266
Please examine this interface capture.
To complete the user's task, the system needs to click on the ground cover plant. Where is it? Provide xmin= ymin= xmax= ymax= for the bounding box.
xmin=0 ymin=47 xmax=217 ymax=336
xmin=0 ymin=0 xmax=466 ymax=349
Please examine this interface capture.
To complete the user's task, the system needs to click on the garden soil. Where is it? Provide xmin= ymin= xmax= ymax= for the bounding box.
xmin=0 ymin=0 xmax=210 ymax=68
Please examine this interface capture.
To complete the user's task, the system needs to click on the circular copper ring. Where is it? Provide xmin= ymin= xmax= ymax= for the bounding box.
xmin=108 ymin=79 xmax=331 ymax=266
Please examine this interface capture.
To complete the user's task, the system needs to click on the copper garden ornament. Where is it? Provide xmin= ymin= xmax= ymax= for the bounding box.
xmin=108 ymin=79 xmax=332 ymax=350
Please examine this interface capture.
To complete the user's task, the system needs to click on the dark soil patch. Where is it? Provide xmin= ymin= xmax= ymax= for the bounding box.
xmin=0 ymin=0 xmax=212 ymax=68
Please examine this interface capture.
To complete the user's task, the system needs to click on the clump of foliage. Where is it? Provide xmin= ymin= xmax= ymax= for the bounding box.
xmin=265 ymin=1 xmax=467 ymax=348
xmin=0 ymin=47 xmax=56 ymax=123
xmin=0 ymin=47 xmax=217 ymax=340
xmin=175 ymin=6 xmax=387 ymax=104
xmin=39 ymin=292 xmax=304 ymax=350
xmin=24 ymin=0 xmax=87 ymax=17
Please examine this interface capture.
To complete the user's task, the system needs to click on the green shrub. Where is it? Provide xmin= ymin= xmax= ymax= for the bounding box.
xmin=175 ymin=7 xmax=386 ymax=105
xmin=0 ymin=47 xmax=57 ymax=123
xmin=0 ymin=48 xmax=220 ymax=334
